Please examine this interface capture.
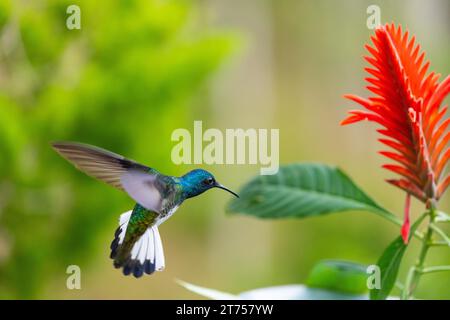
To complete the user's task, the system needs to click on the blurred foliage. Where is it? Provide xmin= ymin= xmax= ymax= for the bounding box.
xmin=305 ymin=260 xmax=368 ymax=295
xmin=0 ymin=0 xmax=236 ymax=298
xmin=180 ymin=259 xmax=372 ymax=300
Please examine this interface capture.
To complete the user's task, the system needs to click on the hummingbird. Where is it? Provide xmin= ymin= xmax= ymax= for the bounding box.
xmin=51 ymin=141 xmax=238 ymax=278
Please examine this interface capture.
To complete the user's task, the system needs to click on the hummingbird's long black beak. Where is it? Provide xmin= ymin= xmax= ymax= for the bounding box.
xmin=215 ymin=183 xmax=239 ymax=198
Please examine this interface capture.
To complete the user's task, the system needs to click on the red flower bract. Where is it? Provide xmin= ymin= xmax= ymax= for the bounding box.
xmin=342 ymin=23 xmax=450 ymax=204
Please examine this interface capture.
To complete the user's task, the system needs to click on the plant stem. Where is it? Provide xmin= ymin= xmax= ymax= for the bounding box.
xmin=376 ymin=208 xmax=424 ymax=240
xmin=429 ymin=224 xmax=450 ymax=246
xmin=428 ymin=240 xmax=449 ymax=247
xmin=402 ymin=207 xmax=436 ymax=300
xmin=421 ymin=265 xmax=450 ymax=274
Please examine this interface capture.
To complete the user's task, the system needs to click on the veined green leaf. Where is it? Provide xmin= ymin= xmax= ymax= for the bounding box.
xmin=228 ymin=163 xmax=397 ymax=222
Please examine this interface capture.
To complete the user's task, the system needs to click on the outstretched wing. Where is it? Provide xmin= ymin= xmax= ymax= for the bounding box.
xmin=52 ymin=141 xmax=165 ymax=212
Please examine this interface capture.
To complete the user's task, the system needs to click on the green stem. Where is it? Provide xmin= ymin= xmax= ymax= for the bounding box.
xmin=421 ymin=265 xmax=450 ymax=274
xmin=402 ymin=207 xmax=436 ymax=300
xmin=395 ymin=281 xmax=404 ymax=291
xmin=428 ymin=240 xmax=449 ymax=247
xmin=377 ymin=209 xmax=424 ymax=240
xmin=429 ymin=224 xmax=450 ymax=246
xmin=402 ymin=267 xmax=415 ymax=299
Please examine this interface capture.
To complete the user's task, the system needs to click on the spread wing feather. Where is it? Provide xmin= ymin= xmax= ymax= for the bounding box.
xmin=52 ymin=141 xmax=153 ymax=190
xmin=52 ymin=142 xmax=165 ymax=212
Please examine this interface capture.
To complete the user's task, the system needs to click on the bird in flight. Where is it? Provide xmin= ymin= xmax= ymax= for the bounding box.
xmin=52 ymin=142 xmax=238 ymax=278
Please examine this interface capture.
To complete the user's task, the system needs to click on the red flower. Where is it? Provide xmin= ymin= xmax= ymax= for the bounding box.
xmin=342 ymin=23 xmax=450 ymax=242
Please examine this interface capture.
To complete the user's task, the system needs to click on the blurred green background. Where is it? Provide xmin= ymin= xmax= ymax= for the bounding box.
xmin=0 ymin=0 xmax=448 ymax=299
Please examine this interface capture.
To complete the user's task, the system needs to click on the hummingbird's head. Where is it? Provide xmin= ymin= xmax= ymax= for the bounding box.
xmin=181 ymin=169 xmax=239 ymax=199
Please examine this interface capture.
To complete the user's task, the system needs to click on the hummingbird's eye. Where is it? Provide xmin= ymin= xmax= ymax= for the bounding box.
xmin=204 ymin=177 xmax=215 ymax=185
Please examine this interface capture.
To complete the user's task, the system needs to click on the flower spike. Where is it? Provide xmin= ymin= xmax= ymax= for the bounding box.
xmin=342 ymin=23 xmax=449 ymax=203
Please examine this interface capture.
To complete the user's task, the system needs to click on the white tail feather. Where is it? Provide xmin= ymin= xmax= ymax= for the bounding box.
xmin=118 ymin=210 xmax=132 ymax=244
xmin=119 ymin=210 xmax=132 ymax=225
xmin=129 ymin=226 xmax=165 ymax=271
xmin=117 ymin=210 xmax=165 ymax=276
xmin=153 ymin=226 xmax=165 ymax=271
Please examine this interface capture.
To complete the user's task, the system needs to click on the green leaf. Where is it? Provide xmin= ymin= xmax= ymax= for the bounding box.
xmin=370 ymin=216 xmax=425 ymax=300
xmin=306 ymin=260 xmax=368 ymax=294
xmin=369 ymin=237 xmax=406 ymax=300
xmin=228 ymin=163 xmax=396 ymax=222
